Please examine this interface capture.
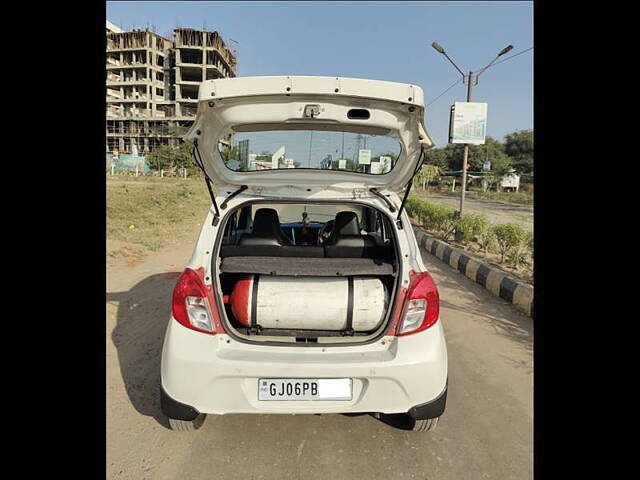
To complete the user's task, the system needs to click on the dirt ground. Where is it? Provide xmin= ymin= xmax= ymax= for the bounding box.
xmin=107 ymin=218 xmax=532 ymax=479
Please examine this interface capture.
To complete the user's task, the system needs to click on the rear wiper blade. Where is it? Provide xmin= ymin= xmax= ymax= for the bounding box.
xmin=369 ymin=188 xmax=396 ymax=212
xmin=220 ymin=185 xmax=248 ymax=210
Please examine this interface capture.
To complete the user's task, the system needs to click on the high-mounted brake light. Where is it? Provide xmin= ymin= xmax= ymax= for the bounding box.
xmin=396 ymin=271 xmax=439 ymax=336
xmin=172 ymin=268 xmax=216 ymax=335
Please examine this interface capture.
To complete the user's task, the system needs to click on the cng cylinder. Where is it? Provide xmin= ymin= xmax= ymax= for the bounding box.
xmin=225 ymin=275 xmax=388 ymax=331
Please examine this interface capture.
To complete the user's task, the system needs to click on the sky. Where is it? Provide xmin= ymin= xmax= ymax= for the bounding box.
xmin=107 ymin=1 xmax=533 ymax=150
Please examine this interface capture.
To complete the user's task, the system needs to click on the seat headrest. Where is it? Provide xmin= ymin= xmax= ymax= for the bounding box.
xmin=334 ymin=211 xmax=360 ymax=235
xmin=251 ymin=208 xmax=281 ymax=237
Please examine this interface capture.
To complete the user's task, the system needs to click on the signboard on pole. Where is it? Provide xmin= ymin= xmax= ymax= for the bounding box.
xmin=483 ymin=160 xmax=491 ymax=171
xmin=450 ymin=102 xmax=488 ymax=145
xmin=369 ymin=161 xmax=382 ymax=174
xmin=358 ymin=149 xmax=371 ymax=165
xmin=338 ymin=159 xmax=347 ymax=170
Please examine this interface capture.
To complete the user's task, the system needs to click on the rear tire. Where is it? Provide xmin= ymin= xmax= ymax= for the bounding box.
xmin=412 ymin=417 xmax=438 ymax=432
xmin=168 ymin=413 xmax=206 ymax=432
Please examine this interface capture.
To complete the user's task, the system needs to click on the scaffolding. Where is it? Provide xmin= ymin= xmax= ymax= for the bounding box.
xmin=106 ymin=22 xmax=237 ymax=157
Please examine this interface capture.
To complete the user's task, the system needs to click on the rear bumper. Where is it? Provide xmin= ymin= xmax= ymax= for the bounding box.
xmin=160 ymin=317 xmax=448 ymax=416
xmin=408 ymin=381 xmax=447 ymax=419
xmin=161 ymin=381 xmax=448 ymax=421
xmin=160 ymin=386 xmax=201 ymax=421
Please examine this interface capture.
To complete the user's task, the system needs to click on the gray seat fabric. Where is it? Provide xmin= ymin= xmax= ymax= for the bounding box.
xmin=325 ymin=211 xmax=360 ymax=244
xmin=239 ymin=208 xmax=292 ymax=247
xmin=324 ymin=211 xmax=386 ymax=258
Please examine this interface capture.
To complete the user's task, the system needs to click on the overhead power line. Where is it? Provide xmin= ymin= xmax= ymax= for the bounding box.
xmin=474 ymin=47 xmax=533 ymax=73
xmin=426 ymin=78 xmax=463 ymax=107
xmin=426 ymin=47 xmax=532 ymax=108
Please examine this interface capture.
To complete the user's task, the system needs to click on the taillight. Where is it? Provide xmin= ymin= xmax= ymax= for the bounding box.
xmin=396 ymin=271 xmax=439 ymax=336
xmin=172 ymin=268 xmax=216 ymax=335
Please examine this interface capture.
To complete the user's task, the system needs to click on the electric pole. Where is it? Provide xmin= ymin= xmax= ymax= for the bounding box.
xmin=431 ymin=42 xmax=513 ymax=215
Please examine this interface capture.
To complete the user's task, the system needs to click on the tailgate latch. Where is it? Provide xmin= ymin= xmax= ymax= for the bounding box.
xmin=303 ymin=104 xmax=321 ymax=118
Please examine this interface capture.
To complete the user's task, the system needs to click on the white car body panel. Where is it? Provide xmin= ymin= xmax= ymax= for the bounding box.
xmin=183 ymin=76 xmax=435 ymax=192
xmin=161 ymin=321 xmax=447 ymax=415
xmin=160 ymin=76 xmax=447 ymax=418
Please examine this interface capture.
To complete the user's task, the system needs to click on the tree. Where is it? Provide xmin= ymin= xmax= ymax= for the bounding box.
xmin=171 ymin=141 xmax=196 ymax=171
xmin=147 ymin=144 xmax=174 ymax=171
xmin=424 ymin=148 xmax=449 ymax=170
xmin=148 ymin=141 xmax=196 ymax=174
xmin=489 ymin=153 xmax=513 ymax=176
xmin=219 ymin=145 xmax=240 ymax=165
xmin=466 ymin=137 xmax=511 ymax=173
xmin=415 ymin=164 xmax=441 ymax=189
xmin=255 ymin=151 xmax=272 ymax=162
xmin=504 ymin=130 xmax=533 ymax=175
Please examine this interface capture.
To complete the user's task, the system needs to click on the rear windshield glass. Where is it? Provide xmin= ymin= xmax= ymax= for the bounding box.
xmin=217 ymin=130 xmax=401 ymax=174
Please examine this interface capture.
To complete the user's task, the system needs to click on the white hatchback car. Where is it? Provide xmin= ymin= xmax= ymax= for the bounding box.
xmin=160 ymin=76 xmax=448 ymax=432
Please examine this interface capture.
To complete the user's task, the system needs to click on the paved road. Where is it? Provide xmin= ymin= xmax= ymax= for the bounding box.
xmin=107 ymin=238 xmax=532 ymax=480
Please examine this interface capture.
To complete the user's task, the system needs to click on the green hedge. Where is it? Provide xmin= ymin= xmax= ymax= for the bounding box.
xmin=406 ymin=197 xmax=532 ymax=270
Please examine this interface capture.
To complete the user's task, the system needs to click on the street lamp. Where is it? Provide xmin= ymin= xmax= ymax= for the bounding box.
xmin=431 ymin=42 xmax=513 ymax=217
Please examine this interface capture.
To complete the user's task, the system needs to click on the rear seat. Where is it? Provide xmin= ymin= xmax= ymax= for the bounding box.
xmin=219 ymin=208 xmax=390 ymax=260
xmin=220 ymin=208 xmax=324 ymax=258
xmin=324 ymin=212 xmax=391 ymax=259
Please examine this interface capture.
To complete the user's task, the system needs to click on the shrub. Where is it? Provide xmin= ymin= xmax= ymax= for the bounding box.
xmin=440 ymin=210 xmax=458 ymax=242
xmin=523 ymin=230 xmax=534 ymax=266
xmin=404 ymin=198 xmax=423 ymax=222
xmin=404 ymin=197 xmax=456 ymax=235
xmin=507 ymin=229 xmax=534 ymax=270
xmin=492 ymin=223 xmax=526 ymax=263
xmin=405 ymin=198 xmax=532 ymax=272
xmin=506 ymin=245 xmax=530 ymax=269
xmin=455 ymin=213 xmax=489 ymax=244
xmin=427 ymin=204 xmax=454 ymax=235
xmin=474 ymin=218 xmax=496 ymax=257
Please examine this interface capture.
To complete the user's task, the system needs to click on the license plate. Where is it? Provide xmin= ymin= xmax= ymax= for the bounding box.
xmin=258 ymin=378 xmax=352 ymax=401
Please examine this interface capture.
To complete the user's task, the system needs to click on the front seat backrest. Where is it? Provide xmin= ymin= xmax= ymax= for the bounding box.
xmin=324 ymin=211 xmax=389 ymax=258
xmin=239 ymin=208 xmax=291 ymax=246
xmin=326 ymin=211 xmax=360 ymax=245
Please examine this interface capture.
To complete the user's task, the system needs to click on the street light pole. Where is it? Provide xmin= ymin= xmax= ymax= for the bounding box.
xmin=430 ymin=42 xmax=513 ymax=216
xmin=459 ymin=70 xmax=474 ymax=214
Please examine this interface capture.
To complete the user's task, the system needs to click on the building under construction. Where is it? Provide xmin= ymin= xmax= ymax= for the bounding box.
xmin=106 ymin=21 xmax=237 ymax=157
